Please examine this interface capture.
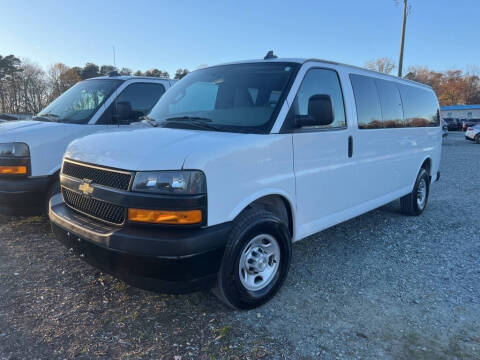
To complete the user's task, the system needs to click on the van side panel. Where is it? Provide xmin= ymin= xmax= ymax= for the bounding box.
xmin=272 ymin=61 xmax=441 ymax=242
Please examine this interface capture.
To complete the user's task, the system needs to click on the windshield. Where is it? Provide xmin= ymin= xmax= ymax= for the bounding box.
xmin=35 ymin=79 xmax=123 ymax=124
xmin=148 ymin=62 xmax=299 ymax=133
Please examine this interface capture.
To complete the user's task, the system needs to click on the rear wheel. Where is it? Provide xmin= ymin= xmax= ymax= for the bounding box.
xmin=214 ymin=208 xmax=291 ymax=310
xmin=400 ymin=168 xmax=430 ymax=216
xmin=475 ymin=134 xmax=480 ymax=144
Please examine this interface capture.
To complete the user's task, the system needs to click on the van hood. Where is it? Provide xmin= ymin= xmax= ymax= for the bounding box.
xmin=0 ymin=120 xmax=87 ymax=144
xmin=65 ymin=127 xmax=245 ymax=171
xmin=0 ymin=120 xmax=57 ymax=140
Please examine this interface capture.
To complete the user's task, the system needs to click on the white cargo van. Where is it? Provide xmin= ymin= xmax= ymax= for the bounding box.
xmin=0 ymin=75 xmax=173 ymax=215
xmin=49 ymin=57 xmax=442 ymax=309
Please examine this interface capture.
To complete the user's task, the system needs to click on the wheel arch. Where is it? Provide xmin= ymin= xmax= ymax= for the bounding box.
xmin=228 ymin=191 xmax=296 ymax=241
xmin=420 ymin=157 xmax=432 ymax=179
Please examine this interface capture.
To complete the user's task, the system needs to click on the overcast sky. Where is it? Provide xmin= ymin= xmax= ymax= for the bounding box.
xmin=1 ymin=0 xmax=477 ymax=75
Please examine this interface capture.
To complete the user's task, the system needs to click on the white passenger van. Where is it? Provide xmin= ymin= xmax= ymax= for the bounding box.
xmin=49 ymin=56 xmax=442 ymax=309
xmin=0 ymin=74 xmax=173 ymax=215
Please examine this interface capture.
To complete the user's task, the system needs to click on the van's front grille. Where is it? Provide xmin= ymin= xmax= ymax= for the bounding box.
xmin=62 ymin=160 xmax=132 ymax=191
xmin=62 ymin=187 xmax=125 ymax=225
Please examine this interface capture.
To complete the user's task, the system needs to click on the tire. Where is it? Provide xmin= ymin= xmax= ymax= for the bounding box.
xmin=400 ymin=168 xmax=430 ymax=216
xmin=214 ymin=208 xmax=292 ymax=310
xmin=475 ymin=134 xmax=480 ymax=144
xmin=44 ymin=179 xmax=60 ymax=215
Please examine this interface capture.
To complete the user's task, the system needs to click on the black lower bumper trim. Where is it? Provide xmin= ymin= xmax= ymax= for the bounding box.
xmin=0 ymin=176 xmax=50 ymax=216
xmin=49 ymin=194 xmax=231 ymax=293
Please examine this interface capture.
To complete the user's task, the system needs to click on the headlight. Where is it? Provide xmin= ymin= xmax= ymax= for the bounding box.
xmin=0 ymin=143 xmax=29 ymax=157
xmin=132 ymin=170 xmax=206 ymax=195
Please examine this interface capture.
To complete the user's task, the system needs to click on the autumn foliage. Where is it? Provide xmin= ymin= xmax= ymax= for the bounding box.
xmin=404 ymin=67 xmax=480 ymax=106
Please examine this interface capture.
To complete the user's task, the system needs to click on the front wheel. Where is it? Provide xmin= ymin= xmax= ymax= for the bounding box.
xmin=400 ymin=168 xmax=430 ymax=216
xmin=214 ymin=209 xmax=292 ymax=310
xmin=475 ymin=134 xmax=480 ymax=144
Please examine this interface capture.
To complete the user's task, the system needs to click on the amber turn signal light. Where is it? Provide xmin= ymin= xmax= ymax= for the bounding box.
xmin=0 ymin=165 xmax=27 ymax=175
xmin=128 ymin=208 xmax=202 ymax=224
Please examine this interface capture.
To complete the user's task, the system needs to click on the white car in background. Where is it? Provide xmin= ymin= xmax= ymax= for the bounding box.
xmin=0 ymin=74 xmax=174 ymax=215
xmin=465 ymin=124 xmax=480 ymax=144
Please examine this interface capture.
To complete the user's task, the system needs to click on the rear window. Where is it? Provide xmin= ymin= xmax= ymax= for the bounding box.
xmin=398 ymin=85 xmax=440 ymax=127
xmin=350 ymin=74 xmax=440 ymax=129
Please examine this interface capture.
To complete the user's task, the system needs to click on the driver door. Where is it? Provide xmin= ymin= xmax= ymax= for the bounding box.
xmin=95 ymin=82 xmax=166 ymax=126
xmin=288 ymin=67 xmax=356 ymax=239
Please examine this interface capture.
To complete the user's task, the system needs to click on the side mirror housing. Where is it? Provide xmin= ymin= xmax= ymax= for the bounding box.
xmin=295 ymin=94 xmax=334 ymax=128
xmin=114 ymin=101 xmax=132 ymax=123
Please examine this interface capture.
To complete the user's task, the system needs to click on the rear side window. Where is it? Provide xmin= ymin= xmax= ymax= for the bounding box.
xmin=350 ymin=74 xmax=382 ymax=129
xmin=398 ymin=85 xmax=440 ymax=127
xmin=375 ymin=79 xmax=404 ymax=128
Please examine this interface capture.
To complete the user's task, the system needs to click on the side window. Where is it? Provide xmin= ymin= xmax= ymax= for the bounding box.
xmin=97 ymin=82 xmax=165 ymax=124
xmin=398 ymin=84 xmax=439 ymax=127
xmin=289 ymin=68 xmax=346 ymax=129
xmin=350 ymin=74 xmax=382 ymax=129
xmin=375 ymin=79 xmax=404 ymax=128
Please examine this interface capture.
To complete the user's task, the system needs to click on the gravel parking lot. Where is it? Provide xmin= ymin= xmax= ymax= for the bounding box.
xmin=1 ymin=132 xmax=479 ymax=359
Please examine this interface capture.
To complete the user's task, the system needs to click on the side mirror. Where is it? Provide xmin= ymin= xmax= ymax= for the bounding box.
xmin=114 ymin=101 xmax=132 ymax=124
xmin=295 ymin=94 xmax=334 ymax=128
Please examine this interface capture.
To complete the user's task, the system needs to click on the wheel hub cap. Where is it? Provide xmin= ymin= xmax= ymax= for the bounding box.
xmin=417 ymin=178 xmax=427 ymax=209
xmin=239 ymin=234 xmax=281 ymax=291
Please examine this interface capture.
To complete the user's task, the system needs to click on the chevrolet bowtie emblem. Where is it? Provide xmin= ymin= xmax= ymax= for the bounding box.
xmin=79 ymin=179 xmax=94 ymax=196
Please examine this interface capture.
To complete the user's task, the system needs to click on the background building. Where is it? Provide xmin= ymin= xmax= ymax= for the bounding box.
xmin=441 ymin=105 xmax=480 ymax=120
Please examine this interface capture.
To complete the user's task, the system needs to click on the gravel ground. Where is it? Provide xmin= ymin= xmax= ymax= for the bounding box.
xmin=1 ymin=132 xmax=479 ymax=359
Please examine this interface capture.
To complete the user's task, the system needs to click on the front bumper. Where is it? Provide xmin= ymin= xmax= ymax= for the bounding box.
xmin=0 ymin=176 xmax=50 ymax=215
xmin=49 ymin=194 xmax=231 ymax=293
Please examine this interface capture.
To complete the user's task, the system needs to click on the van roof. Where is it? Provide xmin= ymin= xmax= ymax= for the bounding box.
xmin=85 ymin=75 xmax=173 ymax=82
xmin=209 ymin=57 xmax=432 ymax=90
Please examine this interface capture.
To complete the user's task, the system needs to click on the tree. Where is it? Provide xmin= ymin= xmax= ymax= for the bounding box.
xmin=120 ymin=67 xmax=132 ymax=76
xmin=0 ymin=54 xmax=23 ymax=112
xmin=81 ymin=63 xmax=100 ymax=79
xmin=405 ymin=66 xmax=480 ymax=106
xmin=48 ymin=63 xmax=80 ymax=99
xmin=18 ymin=61 xmax=49 ymax=113
xmin=145 ymin=68 xmax=169 ymax=78
xmin=70 ymin=66 xmax=82 ymax=78
xmin=99 ymin=65 xmax=117 ymax=75
xmin=133 ymin=70 xmax=143 ymax=76
xmin=364 ymin=58 xmax=396 ymax=74
xmin=174 ymin=68 xmax=189 ymax=80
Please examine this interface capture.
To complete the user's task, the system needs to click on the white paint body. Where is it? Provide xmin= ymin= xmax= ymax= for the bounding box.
xmin=0 ymin=77 xmax=172 ymax=177
xmin=64 ymin=60 xmax=442 ymax=242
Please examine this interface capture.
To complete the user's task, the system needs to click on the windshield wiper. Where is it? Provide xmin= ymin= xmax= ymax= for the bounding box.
xmin=166 ymin=116 xmax=213 ymax=122
xmin=34 ymin=113 xmax=60 ymax=122
xmin=137 ymin=116 xmax=159 ymax=127
xmin=161 ymin=119 xmax=223 ymax=131
xmin=162 ymin=116 xmax=224 ymax=131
